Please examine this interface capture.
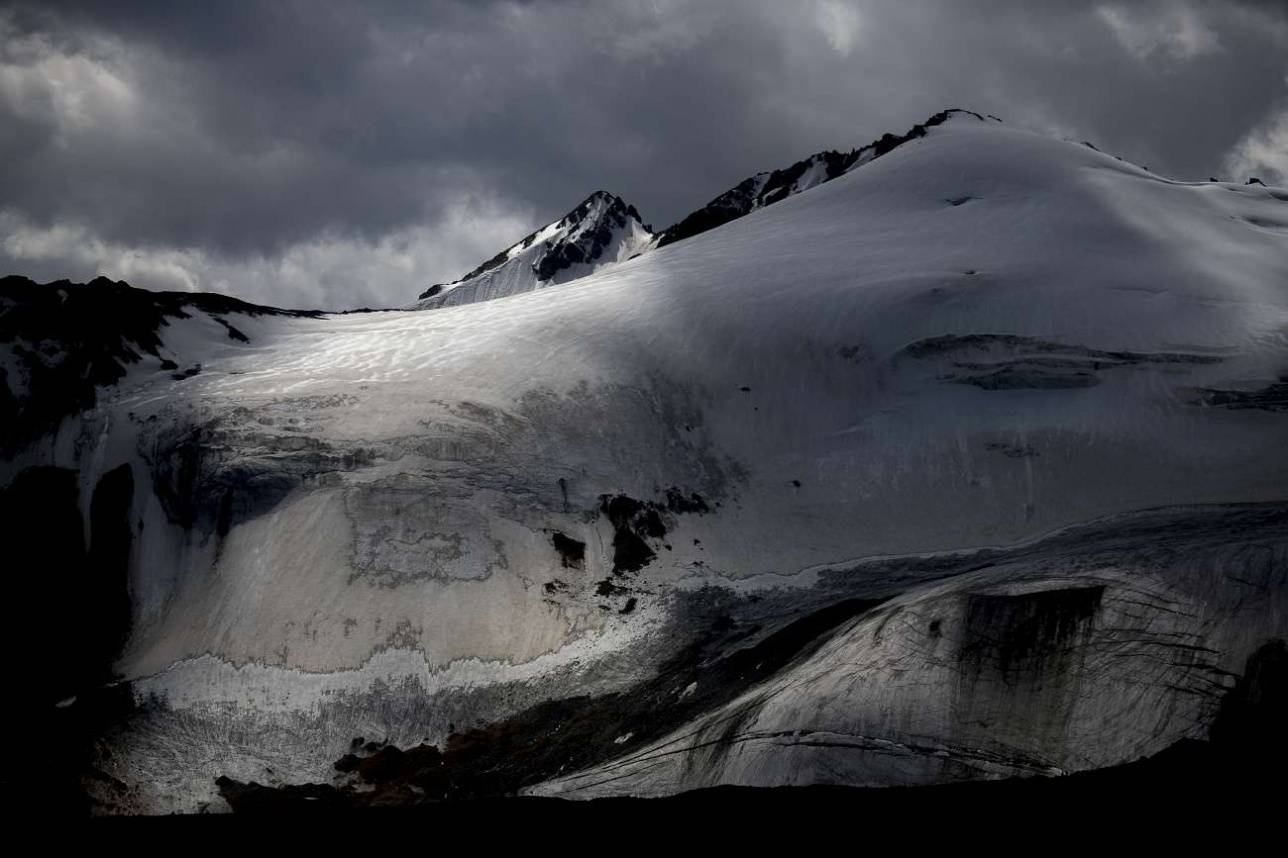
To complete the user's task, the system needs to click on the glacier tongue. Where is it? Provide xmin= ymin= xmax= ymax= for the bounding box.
xmin=3 ymin=113 xmax=1288 ymax=813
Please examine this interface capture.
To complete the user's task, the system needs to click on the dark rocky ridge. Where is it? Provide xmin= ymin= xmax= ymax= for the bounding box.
xmin=0 ymin=275 xmax=322 ymax=456
xmin=652 ymin=109 xmax=988 ymax=249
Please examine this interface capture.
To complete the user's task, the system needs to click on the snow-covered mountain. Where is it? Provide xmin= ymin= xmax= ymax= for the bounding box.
xmin=3 ymin=111 xmax=1287 ymax=814
xmin=653 ymin=108 xmax=986 ymax=249
xmin=412 ymin=109 xmax=988 ymax=310
xmin=410 ymin=190 xmax=653 ymax=310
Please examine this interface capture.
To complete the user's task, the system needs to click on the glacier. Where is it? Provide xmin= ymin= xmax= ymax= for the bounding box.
xmin=2 ymin=111 xmax=1286 ymax=813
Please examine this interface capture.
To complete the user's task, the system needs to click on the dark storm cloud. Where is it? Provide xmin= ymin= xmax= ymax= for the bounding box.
xmin=1 ymin=0 xmax=1286 ymax=308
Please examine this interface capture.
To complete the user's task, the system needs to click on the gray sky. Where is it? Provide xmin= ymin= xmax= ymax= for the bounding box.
xmin=2 ymin=0 xmax=1287 ymax=310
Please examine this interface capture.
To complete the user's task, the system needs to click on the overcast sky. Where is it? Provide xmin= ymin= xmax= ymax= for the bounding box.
xmin=2 ymin=0 xmax=1287 ymax=310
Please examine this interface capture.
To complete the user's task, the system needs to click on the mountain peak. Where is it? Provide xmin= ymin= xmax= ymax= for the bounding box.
xmin=564 ymin=190 xmax=651 ymax=233
xmin=413 ymin=108 xmax=992 ymax=309
xmin=413 ymin=189 xmax=654 ymax=308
